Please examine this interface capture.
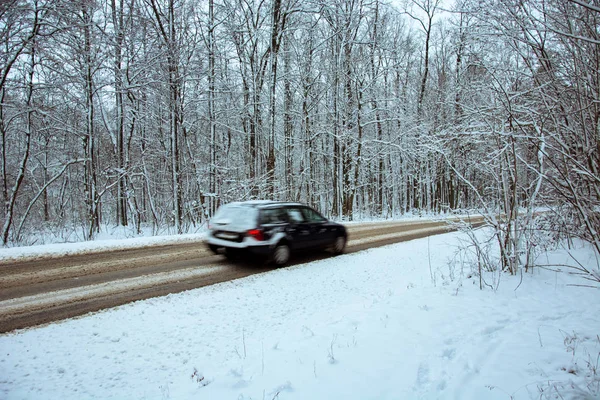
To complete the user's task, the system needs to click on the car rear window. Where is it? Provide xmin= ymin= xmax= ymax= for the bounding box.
xmin=259 ymin=208 xmax=288 ymax=224
xmin=286 ymin=208 xmax=305 ymax=223
xmin=211 ymin=204 xmax=258 ymax=230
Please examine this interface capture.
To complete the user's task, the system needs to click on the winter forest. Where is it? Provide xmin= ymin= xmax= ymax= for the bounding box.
xmin=1 ymin=0 xmax=599 ymax=276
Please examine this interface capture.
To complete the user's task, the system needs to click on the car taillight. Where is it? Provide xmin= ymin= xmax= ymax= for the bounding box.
xmin=247 ymin=229 xmax=264 ymax=241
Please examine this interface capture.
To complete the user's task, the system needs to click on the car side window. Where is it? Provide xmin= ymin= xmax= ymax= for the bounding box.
xmin=286 ymin=208 xmax=305 ymax=223
xmin=260 ymin=208 xmax=288 ymax=224
xmin=301 ymin=207 xmax=326 ymax=223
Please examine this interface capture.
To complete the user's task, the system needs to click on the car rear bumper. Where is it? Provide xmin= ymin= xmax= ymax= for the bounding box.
xmin=207 ymin=236 xmax=249 ymax=248
xmin=206 ymin=236 xmax=274 ymax=255
xmin=206 ymin=242 xmax=273 ymax=256
xmin=207 ymin=230 xmax=285 ymax=249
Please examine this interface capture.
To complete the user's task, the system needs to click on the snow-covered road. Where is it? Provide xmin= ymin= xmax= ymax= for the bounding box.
xmin=0 ymin=218 xmax=482 ymax=333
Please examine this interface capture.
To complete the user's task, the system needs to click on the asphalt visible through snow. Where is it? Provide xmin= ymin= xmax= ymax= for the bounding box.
xmin=0 ymin=217 xmax=485 ymax=333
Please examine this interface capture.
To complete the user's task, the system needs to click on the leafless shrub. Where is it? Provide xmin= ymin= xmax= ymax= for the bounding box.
xmin=190 ymin=368 xmax=211 ymax=387
xmin=538 ymin=333 xmax=600 ymax=399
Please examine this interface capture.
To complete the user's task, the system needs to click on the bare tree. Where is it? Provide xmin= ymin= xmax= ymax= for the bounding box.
xmin=404 ymin=0 xmax=440 ymax=118
xmin=1 ymin=0 xmax=46 ymax=244
xmin=148 ymin=0 xmax=187 ymax=233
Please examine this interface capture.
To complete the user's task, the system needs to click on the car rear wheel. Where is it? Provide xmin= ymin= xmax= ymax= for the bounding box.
xmin=225 ymin=248 xmax=242 ymax=261
xmin=208 ymin=244 xmax=220 ymax=255
xmin=272 ymin=243 xmax=290 ymax=266
xmin=332 ymin=235 xmax=346 ymax=255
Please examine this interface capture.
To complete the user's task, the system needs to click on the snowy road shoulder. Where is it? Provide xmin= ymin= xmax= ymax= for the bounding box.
xmin=0 ymin=230 xmax=598 ymax=400
xmin=0 ymin=265 xmax=227 ymax=316
xmin=0 ymin=233 xmax=208 ymax=262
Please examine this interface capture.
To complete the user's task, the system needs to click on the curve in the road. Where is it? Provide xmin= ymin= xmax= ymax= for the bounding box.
xmin=0 ymin=217 xmax=485 ymax=333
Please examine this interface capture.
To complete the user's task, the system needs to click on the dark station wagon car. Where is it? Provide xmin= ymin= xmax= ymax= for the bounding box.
xmin=206 ymin=201 xmax=347 ymax=265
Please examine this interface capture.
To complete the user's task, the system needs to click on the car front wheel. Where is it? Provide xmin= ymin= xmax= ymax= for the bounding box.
xmin=332 ymin=235 xmax=346 ymax=255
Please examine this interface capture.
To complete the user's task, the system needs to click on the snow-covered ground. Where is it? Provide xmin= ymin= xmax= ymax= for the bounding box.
xmin=1 ymin=229 xmax=599 ymax=400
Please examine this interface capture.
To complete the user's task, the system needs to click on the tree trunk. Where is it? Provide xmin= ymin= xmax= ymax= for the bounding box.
xmin=111 ymin=0 xmax=128 ymax=227
xmin=2 ymin=37 xmax=36 ymax=244
xmin=82 ymin=4 xmax=100 ymax=240
xmin=208 ymin=0 xmax=217 ymax=214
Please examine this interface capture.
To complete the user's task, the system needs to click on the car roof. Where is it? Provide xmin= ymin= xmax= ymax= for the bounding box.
xmin=224 ymin=200 xmax=304 ymax=209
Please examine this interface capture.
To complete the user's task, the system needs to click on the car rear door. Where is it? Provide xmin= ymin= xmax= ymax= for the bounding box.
xmin=284 ymin=206 xmax=312 ymax=250
xmin=258 ymin=207 xmax=289 ymax=242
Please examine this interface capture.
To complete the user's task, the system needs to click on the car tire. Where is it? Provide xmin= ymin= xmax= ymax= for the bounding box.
xmin=225 ymin=248 xmax=242 ymax=261
xmin=332 ymin=235 xmax=346 ymax=255
xmin=272 ymin=243 xmax=290 ymax=266
xmin=208 ymin=244 xmax=220 ymax=255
